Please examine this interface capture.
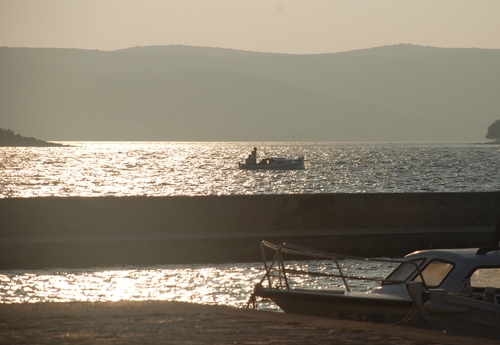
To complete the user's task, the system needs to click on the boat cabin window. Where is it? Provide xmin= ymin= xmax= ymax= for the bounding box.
xmin=469 ymin=267 xmax=500 ymax=290
xmin=383 ymin=259 xmax=424 ymax=284
xmin=413 ymin=260 xmax=454 ymax=288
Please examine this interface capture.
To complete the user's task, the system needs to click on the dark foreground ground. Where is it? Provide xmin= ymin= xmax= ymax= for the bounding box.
xmin=0 ymin=301 xmax=496 ymax=345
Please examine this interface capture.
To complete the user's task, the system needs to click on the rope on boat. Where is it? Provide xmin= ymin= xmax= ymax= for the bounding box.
xmin=245 ymin=292 xmax=257 ymax=309
xmin=393 ymin=304 xmax=427 ymax=326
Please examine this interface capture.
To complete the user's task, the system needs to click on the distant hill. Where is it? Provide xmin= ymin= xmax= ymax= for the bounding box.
xmin=1 ymin=44 xmax=499 ymax=142
xmin=115 ymin=45 xmax=273 ymax=57
xmin=0 ymin=128 xmax=64 ymax=147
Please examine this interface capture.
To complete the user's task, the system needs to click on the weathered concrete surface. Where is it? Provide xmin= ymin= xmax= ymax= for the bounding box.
xmin=1 ymin=193 xmax=499 ymax=268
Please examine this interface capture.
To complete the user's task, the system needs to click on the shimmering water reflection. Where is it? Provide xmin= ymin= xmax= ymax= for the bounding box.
xmin=0 ymin=260 xmax=398 ymax=307
xmin=2 ymin=142 xmax=500 ymax=197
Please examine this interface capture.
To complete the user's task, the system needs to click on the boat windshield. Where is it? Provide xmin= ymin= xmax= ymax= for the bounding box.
xmin=383 ymin=259 xmax=424 ymax=285
xmin=470 ymin=267 xmax=500 ymax=290
xmin=413 ymin=259 xmax=454 ymax=288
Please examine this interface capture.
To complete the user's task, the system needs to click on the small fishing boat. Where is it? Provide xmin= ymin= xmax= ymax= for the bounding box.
xmin=238 ymin=156 xmax=305 ymax=170
xmin=248 ymin=225 xmax=500 ymax=330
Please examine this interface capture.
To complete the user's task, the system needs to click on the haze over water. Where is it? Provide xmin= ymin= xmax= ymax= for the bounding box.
xmin=1 ymin=142 xmax=499 ymax=198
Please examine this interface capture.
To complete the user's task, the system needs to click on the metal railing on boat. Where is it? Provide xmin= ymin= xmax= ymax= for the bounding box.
xmin=257 ymin=240 xmax=428 ymax=293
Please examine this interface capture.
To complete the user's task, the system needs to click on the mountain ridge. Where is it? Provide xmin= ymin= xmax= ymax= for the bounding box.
xmin=1 ymin=44 xmax=499 ymax=142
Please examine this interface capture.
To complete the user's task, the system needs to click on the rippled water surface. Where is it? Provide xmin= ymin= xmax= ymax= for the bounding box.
xmin=1 ymin=141 xmax=499 ymax=307
xmin=0 ymin=260 xmax=397 ymax=306
xmin=1 ymin=141 xmax=500 ymax=197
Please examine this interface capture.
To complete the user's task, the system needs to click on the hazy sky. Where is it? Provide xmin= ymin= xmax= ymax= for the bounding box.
xmin=1 ymin=0 xmax=500 ymax=54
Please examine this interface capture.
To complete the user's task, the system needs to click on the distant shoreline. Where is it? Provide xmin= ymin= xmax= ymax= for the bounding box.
xmin=1 ymin=126 xmax=498 ymax=146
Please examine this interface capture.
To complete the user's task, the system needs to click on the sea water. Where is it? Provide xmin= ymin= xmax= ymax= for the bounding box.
xmin=2 ymin=142 xmax=499 ymax=197
xmin=1 ymin=142 xmax=499 ymax=306
xmin=0 ymin=260 xmax=398 ymax=307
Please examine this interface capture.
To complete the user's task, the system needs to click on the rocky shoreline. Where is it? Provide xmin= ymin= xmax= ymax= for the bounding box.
xmin=0 ymin=128 xmax=64 ymax=147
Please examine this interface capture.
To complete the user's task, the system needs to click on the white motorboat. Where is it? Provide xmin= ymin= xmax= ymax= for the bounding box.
xmin=238 ymin=156 xmax=305 ymax=170
xmin=248 ymin=234 xmax=500 ymax=330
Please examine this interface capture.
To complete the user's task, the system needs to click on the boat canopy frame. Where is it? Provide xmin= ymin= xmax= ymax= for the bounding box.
xmin=256 ymin=241 xmax=429 ymax=293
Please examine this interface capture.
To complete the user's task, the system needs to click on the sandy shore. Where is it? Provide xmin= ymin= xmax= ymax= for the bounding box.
xmin=0 ymin=301 xmax=496 ymax=344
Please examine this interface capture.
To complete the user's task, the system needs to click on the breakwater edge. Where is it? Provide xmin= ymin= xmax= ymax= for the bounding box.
xmin=1 ymin=192 xmax=499 ymax=269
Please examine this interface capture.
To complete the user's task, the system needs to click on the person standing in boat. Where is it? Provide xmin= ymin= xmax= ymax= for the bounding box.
xmin=251 ymin=147 xmax=257 ymax=165
xmin=245 ymin=154 xmax=252 ymax=166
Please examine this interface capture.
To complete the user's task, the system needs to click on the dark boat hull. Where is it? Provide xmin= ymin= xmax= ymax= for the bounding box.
xmin=254 ymin=286 xmax=426 ymax=327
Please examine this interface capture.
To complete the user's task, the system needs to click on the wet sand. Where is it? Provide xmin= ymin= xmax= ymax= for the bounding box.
xmin=0 ymin=301 xmax=496 ymax=344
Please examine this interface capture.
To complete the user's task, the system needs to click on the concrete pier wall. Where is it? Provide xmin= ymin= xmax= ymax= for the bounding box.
xmin=1 ymin=192 xmax=499 ymax=268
